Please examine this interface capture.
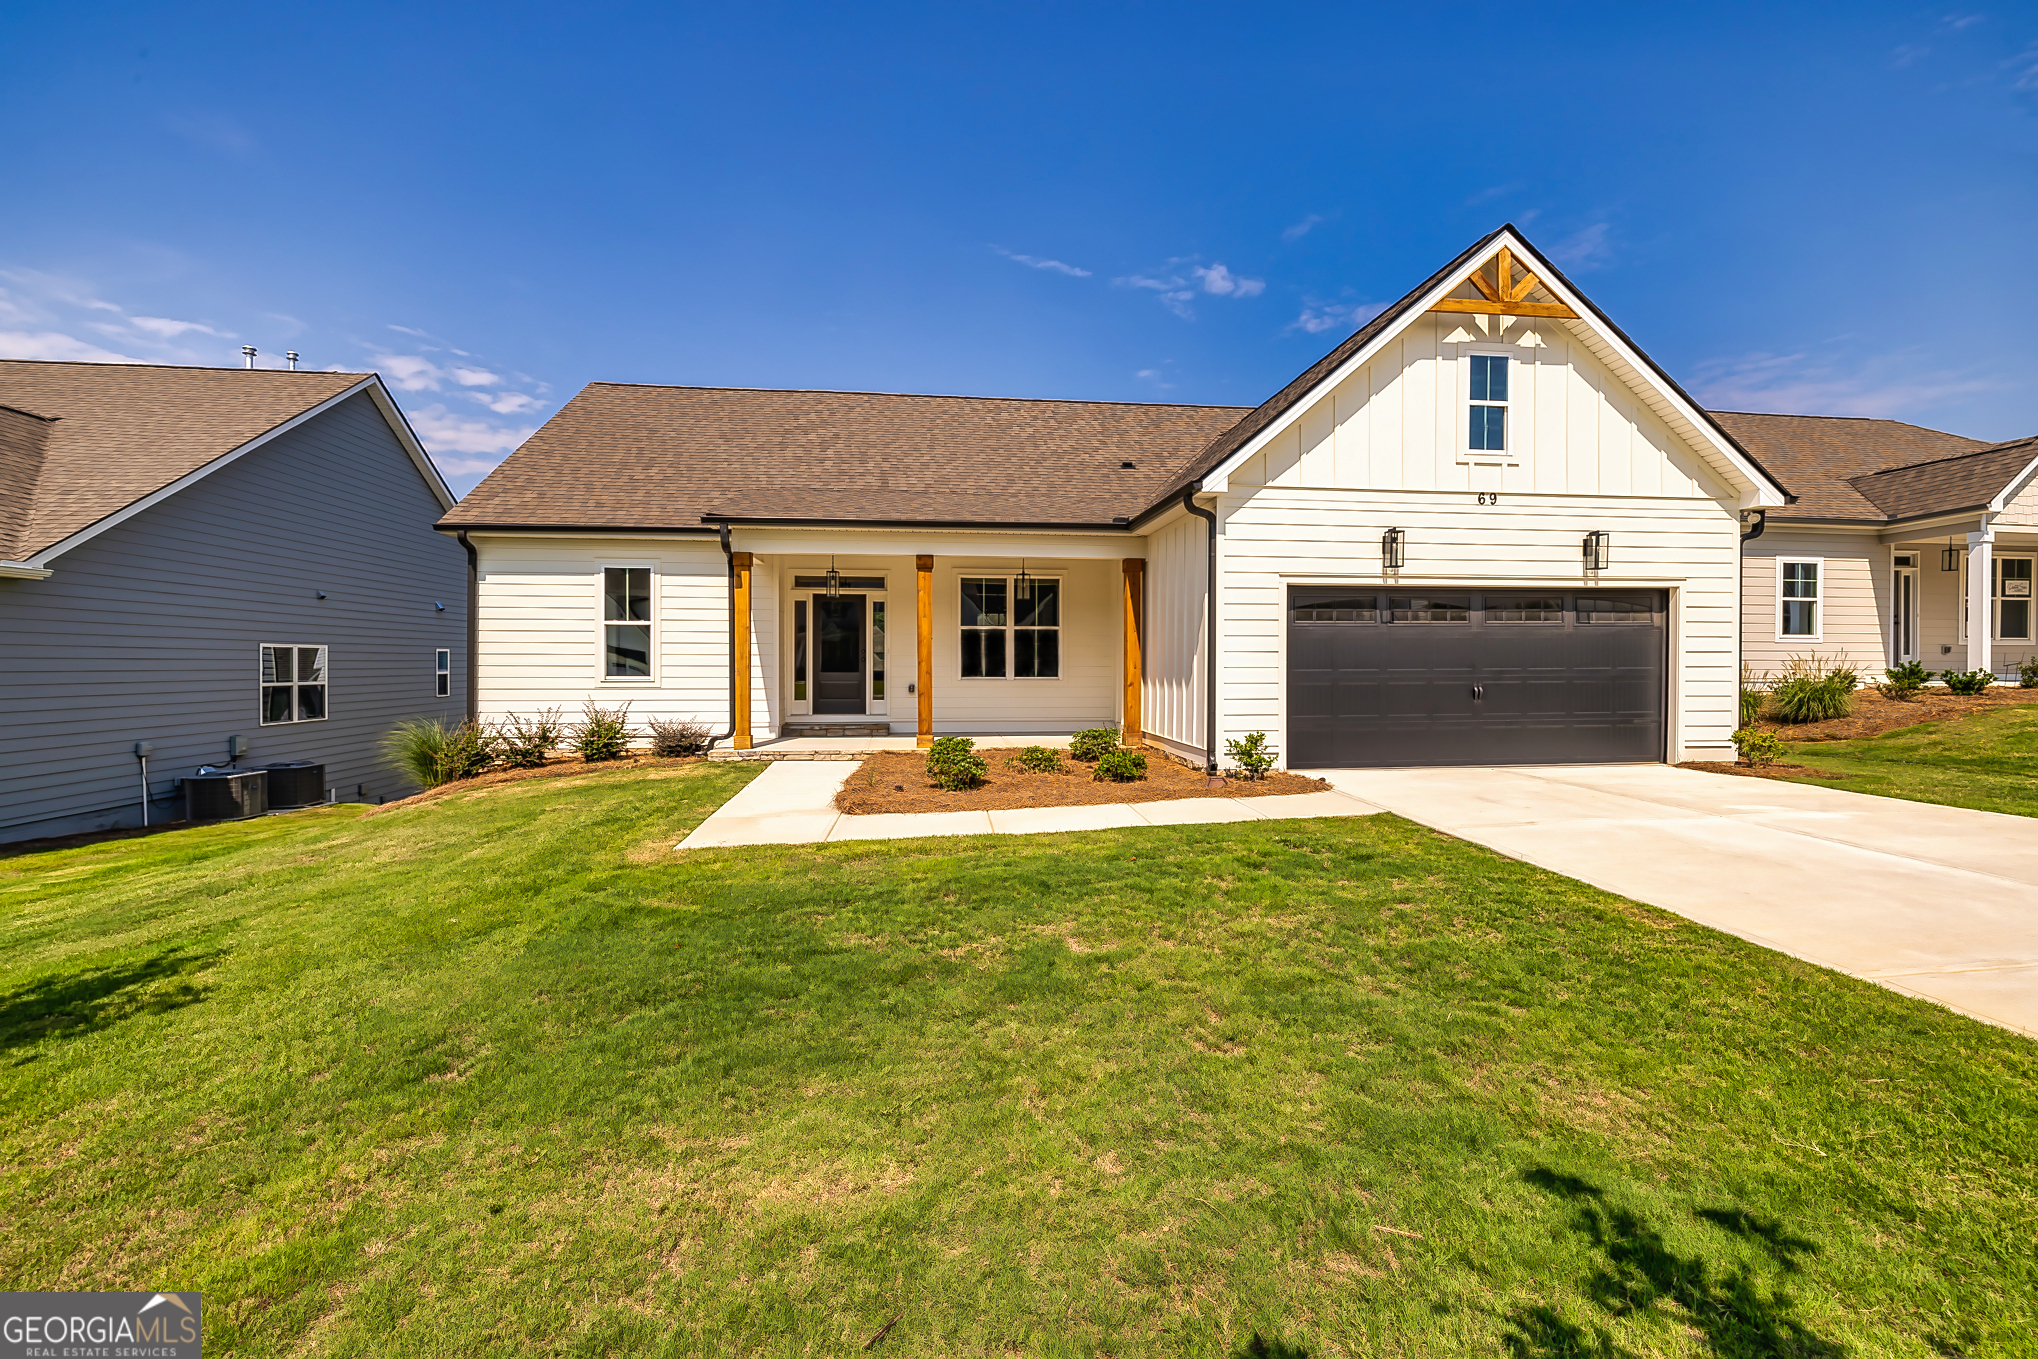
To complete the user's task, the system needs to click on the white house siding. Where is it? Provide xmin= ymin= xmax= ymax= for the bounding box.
xmin=924 ymin=556 xmax=1117 ymax=734
xmin=1739 ymin=529 xmax=1887 ymax=680
xmin=1140 ymin=512 xmax=1207 ymax=757
xmin=471 ymin=534 xmax=741 ymax=737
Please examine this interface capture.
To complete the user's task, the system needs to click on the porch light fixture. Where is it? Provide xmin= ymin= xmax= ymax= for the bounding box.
xmin=1015 ymin=558 xmax=1033 ymax=602
xmin=1381 ymin=528 xmax=1405 ymax=570
xmin=824 ymin=557 xmax=841 ymax=598
xmin=1583 ymin=530 xmax=1611 ymax=571
xmin=1942 ymin=540 xmax=1963 ymax=572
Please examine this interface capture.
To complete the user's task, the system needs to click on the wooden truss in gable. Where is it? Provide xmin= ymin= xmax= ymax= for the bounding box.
xmin=1429 ymin=246 xmax=1580 ymax=319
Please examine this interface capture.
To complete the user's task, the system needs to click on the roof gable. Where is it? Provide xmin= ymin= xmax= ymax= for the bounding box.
xmin=1161 ymin=226 xmax=1787 ymax=512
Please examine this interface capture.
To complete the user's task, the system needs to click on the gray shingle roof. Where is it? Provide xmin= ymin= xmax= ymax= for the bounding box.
xmin=1709 ymin=411 xmax=1993 ymax=521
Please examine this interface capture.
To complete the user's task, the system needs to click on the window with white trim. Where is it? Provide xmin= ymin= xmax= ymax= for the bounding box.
xmin=1468 ymin=353 xmax=1508 ymax=452
xmin=436 ymin=648 xmax=451 ymax=697
xmin=960 ymin=576 xmax=1060 ymax=678
xmin=603 ymin=566 xmax=652 ymax=677
xmin=260 ymin=645 xmax=328 ymax=724
xmin=1779 ymin=559 xmax=1821 ymax=639
xmin=1996 ymin=556 xmax=2033 ymax=641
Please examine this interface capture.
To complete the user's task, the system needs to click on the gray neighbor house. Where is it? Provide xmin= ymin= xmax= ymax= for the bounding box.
xmin=0 ymin=360 xmax=470 ymax=844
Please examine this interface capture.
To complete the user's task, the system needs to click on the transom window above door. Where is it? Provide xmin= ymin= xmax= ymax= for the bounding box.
xmin=1468 ymin=353 xmax=1508 ymax=452
xmin=961 ymin=576 xmax=1059 ymax=678
xmin=794 ymin=575 xmax=886 ymax=590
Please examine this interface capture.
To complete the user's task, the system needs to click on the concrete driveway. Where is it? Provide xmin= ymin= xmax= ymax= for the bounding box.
xmin=1321 ymin=764 xmax=2038 ymax=1039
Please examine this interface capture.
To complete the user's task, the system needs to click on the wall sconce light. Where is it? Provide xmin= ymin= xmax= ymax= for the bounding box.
xmin=824 ymin=556 xmax=841 ymax=598
xmin=1583 ymin=531 xmax=1611 ymax=571
xmin=1381 ymin=528 xmax=1405 ymax=570
xmin=1942 ymin=542 xmax=1963 ymax=572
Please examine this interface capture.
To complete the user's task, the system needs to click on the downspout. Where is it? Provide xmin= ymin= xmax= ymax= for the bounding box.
xmin=1182 ymin=487 xmax=1219 ymax=776
xmin=1739 ymin=508 xmax=1767 ymax=542
xmin=708 ymin=524 xmax=738 ymax=751
xmin=455 ymin=531 xmax=479 ymax=723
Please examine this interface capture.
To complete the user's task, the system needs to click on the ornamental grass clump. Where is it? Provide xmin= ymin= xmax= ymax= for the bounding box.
xmin=2020 ymin=657 xmax=2038 ymax=689
xmin=1092 ymin=749 xmax=1148 ymax=783
xmin=1739 ymin=665 xmax=1767 ymax=726
xmin=1069 ymin=728 xmax=1119 ymax=762
xmin=570 ymin=701 xmax=635 ymax=762
xmin=1224 ymin=731 xmax=1275 ymax=781
xmin=647 ymin=716 xmax=714 ymax=757
xmin=1768 ymin=653 xmax=1859 ymax=724
xmin=925 ymin=736 xmax=987 ymax=790
xmin=496 ymin=707 xmax=563 ymax=768
xmin=1876 ymin=661 xmax=1931 ymax=702
xmin=383 ymin=718 xmax=497 ymax=789
xmin=1009 ymin=745 xmax=1063 ymax=774
xmin=1731 ymin=726 xmax=1787 ymax=767
xmin=1941 ymin=668 xmax=1995 ymax=696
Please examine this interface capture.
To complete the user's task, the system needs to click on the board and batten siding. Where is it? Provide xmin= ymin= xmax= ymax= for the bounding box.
xmin=1198 ymin=308 xmax=1750 ymax=766
xmin=0 ymin=391 xmax=465 ymax=841
xmin=1738 ymin=529 xmax=1888 ymax=679
xmin=1140 ymin=512 xmax=1208 ymax=758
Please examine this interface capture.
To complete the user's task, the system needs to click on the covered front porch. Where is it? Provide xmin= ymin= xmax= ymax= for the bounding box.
xmin=1887 ymin=521 xmax=2038 ymax=679
xmin=717 ymin=531 xmax=1152 ymax=754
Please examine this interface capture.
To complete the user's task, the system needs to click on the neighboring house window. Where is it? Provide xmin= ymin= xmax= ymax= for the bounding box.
xmin=1997 ymin=557 xmax=2034 ymax=641
xmin=260 ymin=645 xmax=328 ymax=724
xmin=1468 ymin=353 xmax=1508 ymax=452
xmin=1779 ymin=559 xmax=1821 ymax=638
xmin=960 ymin=576 xmax=1060 ymax=678
xmin=603 ymin=567 xmax=652 ymax=677
xmin=436 ymin=648 xmax=451 ymax=697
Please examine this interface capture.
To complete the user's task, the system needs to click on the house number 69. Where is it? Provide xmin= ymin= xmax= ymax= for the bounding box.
xmin=1476 ymin=492 xmax=1501 ymax=505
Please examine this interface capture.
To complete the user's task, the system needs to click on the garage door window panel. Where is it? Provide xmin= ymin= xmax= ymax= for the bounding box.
xmin=1389 ymin=595 xmax=1471 ymax=623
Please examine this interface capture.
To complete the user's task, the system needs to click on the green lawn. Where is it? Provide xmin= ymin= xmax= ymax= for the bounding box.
xmin=1774 ymin=703 xmax=2038 ymax=817
xmin=2 ymin=763 xmax=2032 ymax=1357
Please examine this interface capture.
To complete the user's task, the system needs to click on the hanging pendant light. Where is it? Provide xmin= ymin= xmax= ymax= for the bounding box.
xmin=1014 ymin=557 xmax=1033 ymax=602
xmin=825 ymin=556 xmax=841 ymax=598
xmin=1942 ymin=538 xmax=1963 ymax=572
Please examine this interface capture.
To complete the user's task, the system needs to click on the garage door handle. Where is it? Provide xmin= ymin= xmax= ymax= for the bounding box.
xmin=1471 ymin=685 xmax=1485 ymax=701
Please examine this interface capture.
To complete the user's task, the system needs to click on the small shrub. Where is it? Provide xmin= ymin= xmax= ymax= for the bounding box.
xmin=1769 ymin=653 xmax=1858 ymax=724
xmin=1092 ymin=749 xmax=1148 ymax=782
xmin=383 ymin=718 xmax=496 ymax=789
xmin=647 ymin=715 xmax=714 ymax=757
xmin=925 ymin=736 xmax=987 ymax=790
xmin=1225 ymin=731 xmax=1276 ymax=781
xmin=1731 ymin=727 xmax=1787 ymax=767
xmin=1942 ymin=668 xmax=1995 ymax=696
xmin=1009 ymin=745 xmax=1063 ymax=773
xmin=2020 ymin=657 xmax=2038 ymax=689
xmin=1875 ymin=661 xmax=1931 ymax=701
xmin=496 ymin=707 xmax=563 ymax=768
xmin=570 ymin=700 xmax=635 ymax=762
xmin=1069 ymin=727 xmax=1119 ymax=762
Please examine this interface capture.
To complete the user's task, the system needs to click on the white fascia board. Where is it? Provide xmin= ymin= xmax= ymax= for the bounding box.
xmin=25 ymin=377 xmax=442 ymax=569
xmin=1198 ymin=228 xmax=1787 ymax=509
xmin=0 ymin=561 xmax=54 ymax=580
xmin=1987 ymin=448 xmax=2038 ymax=513
xmin=365 ymin=378 xmax=459 ymax=511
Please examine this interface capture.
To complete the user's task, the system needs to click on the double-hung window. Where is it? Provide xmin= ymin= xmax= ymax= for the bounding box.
xmin=260 ymin=645 xmax=328 ymax=724
xmin=1779 ymin=559 xmax=1821 ymax=639
xmin=961 ymin=576 xmax=1060 ymax=678
xmin=1996 ymin=557 xmax=2033 ymax=641
xmin=603 ymin=567 xmax=652 ymax=677
xmin=1468 ymin=353 xmax=1508 ymax=453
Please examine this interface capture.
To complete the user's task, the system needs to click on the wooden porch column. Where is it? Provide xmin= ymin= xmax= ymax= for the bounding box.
xmin=731 ymin=551 xmax=753 ymax=749
xmin=916 ymin=554 xmax=935 ymax=747
xmin=1122 ymin=557 xmax=1145 ymax=746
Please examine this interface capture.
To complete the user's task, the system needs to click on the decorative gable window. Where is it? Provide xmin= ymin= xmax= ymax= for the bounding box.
xmin=1468 ymin=354 xmax=1508 ymax=452
xmin=603 ymin=566 xmax=652 ymax=678
xmin=961 ymin=576 xmax=1060 ymax=678
xmin=260 ymin=645 xmax=328 ymax=724
xmin=1779 ymin=559 xmax=1821 ymax=639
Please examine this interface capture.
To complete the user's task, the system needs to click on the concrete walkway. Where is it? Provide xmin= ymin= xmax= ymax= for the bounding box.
xmin=1322 ymin=764 xmax=2038 ymax=1039
xmin=677 ymin=760 xmax=1381 ymax=848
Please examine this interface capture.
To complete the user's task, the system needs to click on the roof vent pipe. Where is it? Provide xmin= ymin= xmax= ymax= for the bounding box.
xmin=241 ymin=345 xmax=257 ymax=368
xmin=285 ymin=351 xmax=300 ymax=370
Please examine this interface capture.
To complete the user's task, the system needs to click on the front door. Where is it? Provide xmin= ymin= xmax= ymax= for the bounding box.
xmin=1892 ymin=559 xmax=1918 ymax=663
xmin=814 ymin=595 xmax=866 ymax=714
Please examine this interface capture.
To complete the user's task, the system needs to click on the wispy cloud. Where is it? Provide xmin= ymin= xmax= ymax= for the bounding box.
xmin=1465 ymin=182 xmax=1523 ymax=206
xmin=387 ymin=323 xmax=434 ymax=339
xmin=127 ymin=315 xmax=236 ymax=340
xmin=407 ymin=404 xmax=539 ymax=456
xmin=1193 ymin=263 xmax=1264 ymax=298
xmin=1281 ymin=214 xmax=1325 ymax=242
xmin=1944 ymin=12 xmax=1986 ymax=30
xmin=1689 ymin=347 xmax=2005 ymax=419
xmin=470 ymin=390 xmax=542 ymax=414
xmin=1286 ymin=300 xmax=1389 ymax=337
xmin=992 ymin=247 xmax=1092 ymax=277
xmin=0 ymin=330 xmax=140 ymax=363
xmin=1118 ymin=259 xmax=1265 ymax=318
xmin=1548 ymin=222 xmax=1613 ymax=269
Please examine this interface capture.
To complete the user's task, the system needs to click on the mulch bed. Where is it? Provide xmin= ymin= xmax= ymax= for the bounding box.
xmin=1754 ymin=687 xmax=2038 ymax=742
xmin=1677 ymin=760 xmax=1848 ymax=782
xmin=834 ymin=749 xmax=1330 ymax=814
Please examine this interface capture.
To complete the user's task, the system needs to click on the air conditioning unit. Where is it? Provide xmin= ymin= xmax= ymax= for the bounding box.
xmin=262 ymin=761 xmax=326 ymax=809
xmin=183 ymin=769 xmax=269 ymax=822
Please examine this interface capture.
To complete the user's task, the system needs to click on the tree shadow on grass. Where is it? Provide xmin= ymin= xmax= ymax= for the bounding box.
xmin=1229 ymin=1333 xmax=1312 ymax=1359
xmin=1506 ymin=1167 xmax=1845 ymax=1358
xmin=0 ymin=950 xmax=221 ymax=1054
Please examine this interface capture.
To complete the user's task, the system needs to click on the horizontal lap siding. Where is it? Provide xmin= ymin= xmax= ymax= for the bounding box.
xmin=1740 ymin=531 xmax=1886 ymax=678
xmin=0 ymin=392 xmax=466 ymax=839
xmin=928 ymin=557 xmax=1115 ymax=733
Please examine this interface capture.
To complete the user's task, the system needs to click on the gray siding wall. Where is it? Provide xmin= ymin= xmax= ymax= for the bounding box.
xmin=0 ymin=391 xmax=467 ymax=842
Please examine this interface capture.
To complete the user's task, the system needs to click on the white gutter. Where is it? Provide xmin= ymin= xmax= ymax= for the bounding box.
xmin=0 ymin=561 xmax=54 ymax=580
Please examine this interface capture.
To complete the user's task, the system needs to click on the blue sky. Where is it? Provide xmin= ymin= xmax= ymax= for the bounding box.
xmin=2 ymin=3 xmax=2034 ymax=494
